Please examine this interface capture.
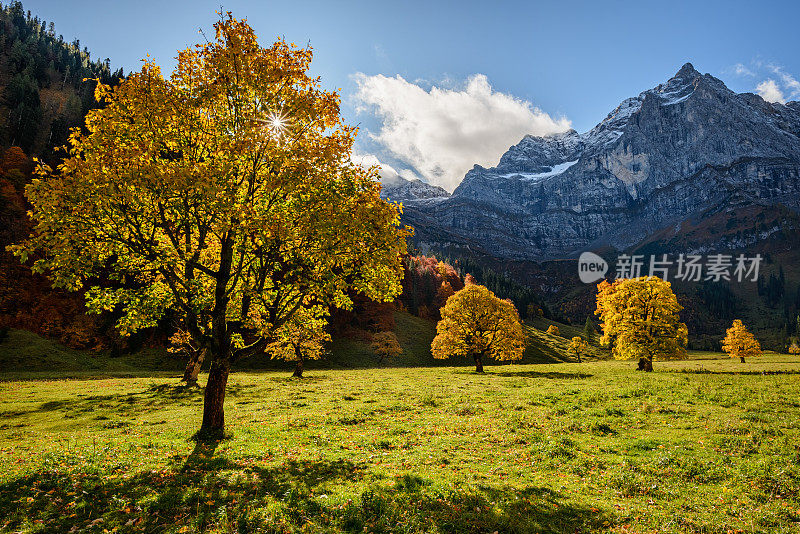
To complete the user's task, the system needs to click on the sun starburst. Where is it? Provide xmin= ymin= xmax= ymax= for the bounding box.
xmin=267 ymin=111 xmax=288 ymax=136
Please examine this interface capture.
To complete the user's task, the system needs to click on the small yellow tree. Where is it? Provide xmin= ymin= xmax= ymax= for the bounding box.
xmin=568 ymin=336 xmax=589 ymax=363
xmin=721 ymin=319 xmax=761 ymax=363
xmin=789 ymin=340 xmax=800 ymax=355
xmin=431 ymin=284 xmax=525 ymax=373
xmin=546 ymin=325 xmax=560 ymax=336
xmin=371 ymin=331 xmax=403 ymax=363
xmin=595 ymin=277 xmax=687 ymax=371
xmin=265 ymin=308 xmax=330 ymax=378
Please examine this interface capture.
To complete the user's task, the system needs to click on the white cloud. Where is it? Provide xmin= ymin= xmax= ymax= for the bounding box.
xmin=733 ymin=63 xmax=754 ymax=77
xmin=351 ymin=153 xmax=402 ymax=185
xmin=352 ymin=73 xmax=571 ymax=192
xmin=768 ymin=65 xmax=800 ymax=100
xmin=733 ymin=60 xmax=800 ymax=104
xmin=351 ymin=153 xmax=421 ymax=186
xmin=757 ymin=79 xmax=786 ymax=103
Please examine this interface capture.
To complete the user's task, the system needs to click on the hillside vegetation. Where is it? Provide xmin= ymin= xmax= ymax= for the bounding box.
xmin=0 ymin=311 xmax=606 ymax=377
xmin=0 ymin=1 xmax=123 ymax=157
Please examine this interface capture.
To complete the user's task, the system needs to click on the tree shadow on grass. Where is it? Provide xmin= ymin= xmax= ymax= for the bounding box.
xmin=0 ymin=454 xmax=365 ymax=533
xmin=494 ymin=370 xmax=593 ymax=379
xmin=450 ymin=369 xmax=592 ymax=380
xmin=0 ymin=450 xmax=611 ymax=533
xmin=20 ymin=382 xmax=255 ymax=419
xmin=266 ymin=374 xmax=331 ymax=383
xmin=182 ymin=438 xmax=222 ymax=471
xmin=666 ymin=369 xmax=800 ymax=376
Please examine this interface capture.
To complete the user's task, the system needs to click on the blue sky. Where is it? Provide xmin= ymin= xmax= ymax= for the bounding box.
xmin=21 ymin=0 xmax=800 ymax=190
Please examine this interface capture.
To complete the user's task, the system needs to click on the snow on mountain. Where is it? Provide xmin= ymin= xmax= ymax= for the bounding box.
xmin=500 ymin=160 xmax=579 ymax=181
xmin=404 ymin=63 xmax=800 ymax=260
xmin=379 ymin=176 xmax=450 ymax=203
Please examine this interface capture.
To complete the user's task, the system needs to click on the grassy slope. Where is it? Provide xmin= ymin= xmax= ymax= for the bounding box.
xmin=0 ymin=329 xmax=184 ymax=378
xmin=2 ymin=356 xmax=800 ymax=533
xmin=525 ymin=317 xmax=607 ymax=363
xmin=324 ymin=312 xmax=439 ymax=368
xmin=325 ymin=312 xmax=608 ymax=368
xmin=0 ymin=311 xmax=607 ymax=376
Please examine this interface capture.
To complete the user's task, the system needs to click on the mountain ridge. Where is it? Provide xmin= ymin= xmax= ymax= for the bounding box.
xmin=402 ymin=63 xmax=800 ymax=260
xmin=378 ymin=175 xmax=449 ymax=202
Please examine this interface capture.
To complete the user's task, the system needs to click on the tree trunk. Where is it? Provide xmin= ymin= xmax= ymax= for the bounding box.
xmin=644 ymin=358 xmax=653 ymax=372
xmin=182 ymin=348 xmax=206 ymax=385
xmin=198 ymin=357 xmax=230 ymax=440
xmin=740 ymin=356 xmax=746 ymax=363
xmin=198 ymin=230 xmax=234 ymax=441
xmin=577 ymin=353 xmax=582 ymax=363
xmin=473 ymin=353 xmax=484 ymax=373
xmin=292 ymin=358 xmax=304 ymax=378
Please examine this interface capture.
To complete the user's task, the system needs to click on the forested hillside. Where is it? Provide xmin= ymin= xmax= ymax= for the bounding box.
xmin=6 ymin=0 xmax=795 ymax=362
xmin=0 ymin=1 xmax=123 ymax=157
xmin=0 ymin=3 xmax=131 ymax=350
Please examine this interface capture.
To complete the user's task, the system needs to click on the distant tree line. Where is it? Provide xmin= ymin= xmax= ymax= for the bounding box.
xmin=696 ymin=280 xmax=737 ymax=320
xmin=447 ymin=256 xmax=557 ymax=321
xmin=398 ymin=255 xmax=463 ymax=319
xmin=758 ymin=266 xmax=785 ymax=308
xmin=755 ymin=265 xmax=800 ymax=346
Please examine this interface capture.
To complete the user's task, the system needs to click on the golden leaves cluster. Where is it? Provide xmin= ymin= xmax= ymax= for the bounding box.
xmin=721 ymin=319 xmax=762 ymax=361
xmin=595 ymin=277 xmax=687 ymax=362
xmin=568 ymin=336 xmax=589 ymax=359
xmin=431 ymin=284 xmax=525 ymax=362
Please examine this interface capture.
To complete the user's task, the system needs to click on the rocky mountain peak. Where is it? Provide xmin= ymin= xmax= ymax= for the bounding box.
xmin=403 ymin=63 xmax=800 ymax=260
xmin=674 ymin=61 xmax=699 ymax=80
xmin=379 ymin=175 xmax=450 ymax=203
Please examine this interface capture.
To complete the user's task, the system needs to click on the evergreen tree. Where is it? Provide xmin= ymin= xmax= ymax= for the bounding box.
xmin=0 ymin=1 xmax=125 ymax=156
xmin=448 ymin=256 xmax=554 ymax=321
xmin=583 ymin=316 xmax=595 ymax=343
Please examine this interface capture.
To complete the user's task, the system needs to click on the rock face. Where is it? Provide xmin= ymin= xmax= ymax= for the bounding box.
xmin=403 ymin=63 xmax=800 ymax=260
xmin=379 ymin=175 xmax=450 ymax=202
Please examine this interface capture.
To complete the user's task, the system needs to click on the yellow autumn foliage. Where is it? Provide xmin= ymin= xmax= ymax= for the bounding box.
xmin=568 ymin=336 xmax=589 ymax=362
xmin=12 ymin=13 xmax=409 ymax=436
xmin=431 ymin=284 xmax=525 ymax=372
xmin=721 ymin=319 xmax=762 ymax=363
xmin=371 ymin=331 xmax=403 ymax=363
xmin=595 ymin=277 xmax=687 ymax=365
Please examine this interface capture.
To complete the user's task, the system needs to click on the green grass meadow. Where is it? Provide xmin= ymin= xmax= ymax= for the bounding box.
xmin=3 ymin=350 xmax=800 ymax=533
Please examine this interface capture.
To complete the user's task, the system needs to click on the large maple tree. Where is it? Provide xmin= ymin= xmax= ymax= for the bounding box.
xmin=431 ymin=284 xmax=525 ymax=373
xmin=13 ymin=14 xmax=409 ymax=438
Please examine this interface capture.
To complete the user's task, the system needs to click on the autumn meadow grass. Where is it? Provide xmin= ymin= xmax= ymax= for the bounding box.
xmin=3 ymin=355 xmax=800 ymax=533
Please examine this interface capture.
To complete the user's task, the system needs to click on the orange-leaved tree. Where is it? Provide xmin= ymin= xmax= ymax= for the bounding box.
xmin=12 ymin=14 xmax=408 ymax=439
xmin=789 ymin=340 xmax=800 ymax=355
xmin=370 ymin=331 xmax=403 ymax=363
xmin=431 ymin=284 xmax=525 ymax=372
xmin=721 ymin=319 xmax=761 ymax=363
xmin=546 ymin=325 xmax=560 ymax=336
xmin=595 ymin=277 xmax=687 ymax=371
